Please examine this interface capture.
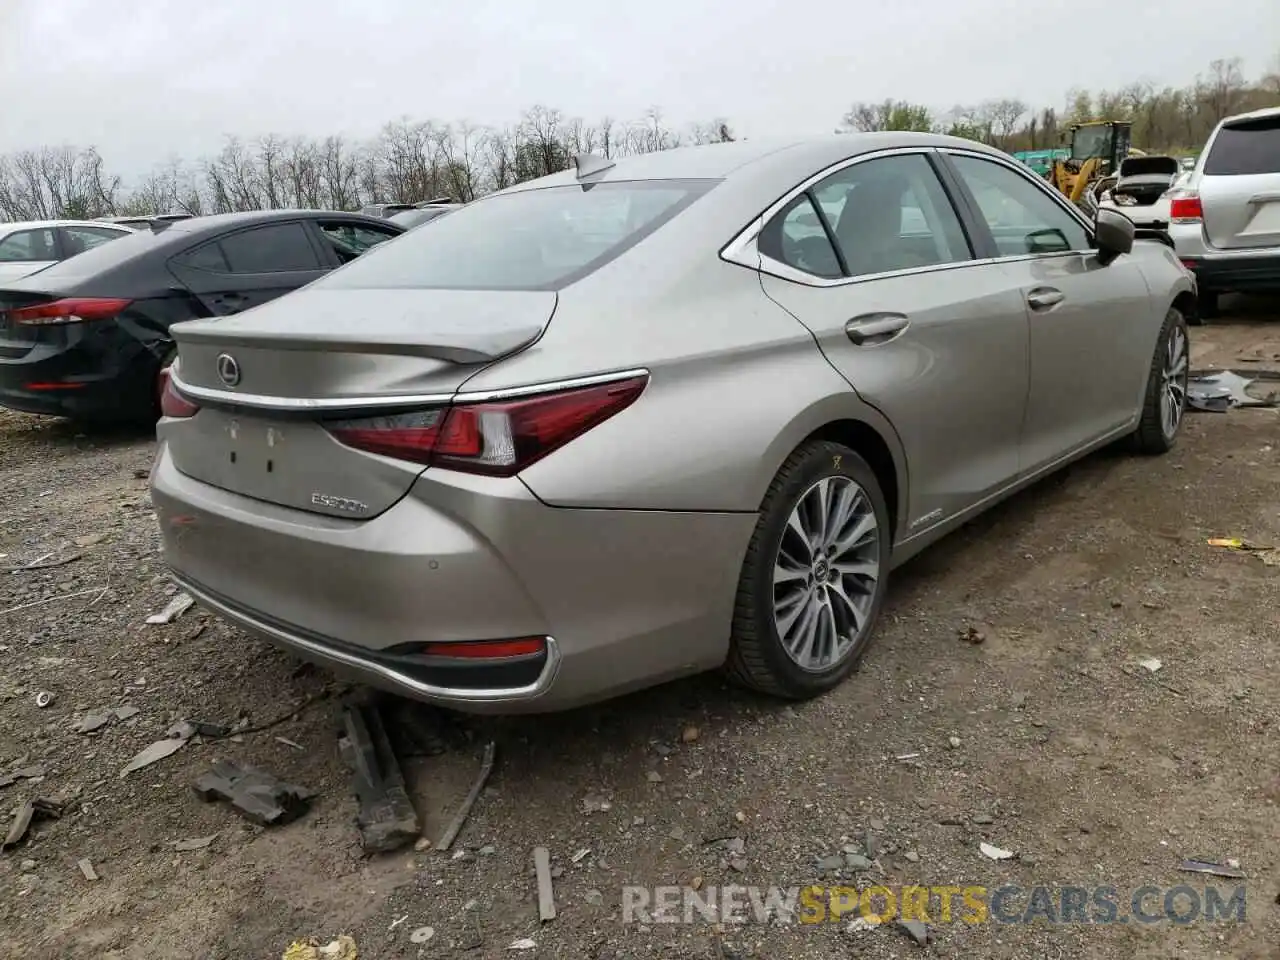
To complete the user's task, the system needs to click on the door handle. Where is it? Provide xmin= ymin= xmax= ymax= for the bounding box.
xmin=845 ymin=313 xmax=909 ymax=346
xmin=1026 ymin=288 xmax=1064 ymax=310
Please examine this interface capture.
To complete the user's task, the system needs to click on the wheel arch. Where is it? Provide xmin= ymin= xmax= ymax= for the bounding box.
xmin=756 ymin=396 xmax=908 ymax=541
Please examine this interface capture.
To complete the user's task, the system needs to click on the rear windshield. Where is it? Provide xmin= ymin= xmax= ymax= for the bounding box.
xmin=1203 ymin=118 xmax=1280 ymax=176
xmin=318 ymin=179 xmax=717 ymax=291
xmin=5 ymin=228 xmax=172 ymax=282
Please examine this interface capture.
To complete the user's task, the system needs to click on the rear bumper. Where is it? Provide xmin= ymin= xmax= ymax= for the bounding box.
xmin=1169 ymin=226 xmax=1280 ymax=292
xmin=0 ymin=329 xmax=157 ymax=420
xmin=150 ymin=442 xmax=755 ymax=714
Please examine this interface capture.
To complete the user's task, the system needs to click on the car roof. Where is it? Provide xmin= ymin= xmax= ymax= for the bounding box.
xmin=1221 ymin=105 xmax=1280 ymax=126
xmin=0 ymin=218 xmax=136 ymax=232
xmin=502 ymin=132 xmax=1010 ymax=193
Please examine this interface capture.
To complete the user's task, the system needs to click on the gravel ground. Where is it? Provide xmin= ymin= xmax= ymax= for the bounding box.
xmin=1 ymin=311 xmax=1278 ymax=960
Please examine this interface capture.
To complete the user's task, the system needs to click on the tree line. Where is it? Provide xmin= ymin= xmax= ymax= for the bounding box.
xmin=843 ymin=56 xmax=1280 ymax=153
xmin=0 ymin=55 xmax=1276 ymax=223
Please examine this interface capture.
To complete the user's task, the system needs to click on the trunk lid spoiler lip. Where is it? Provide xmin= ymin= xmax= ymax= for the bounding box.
xmin=167 ymin=364 xmax=652 ymax=415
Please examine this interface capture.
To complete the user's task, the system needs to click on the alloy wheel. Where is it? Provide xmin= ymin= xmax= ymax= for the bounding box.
xmin=772 ymin=476 xmax=881 ymax=672
xmin=1160 ymin=325 xmax=1188 ymax=439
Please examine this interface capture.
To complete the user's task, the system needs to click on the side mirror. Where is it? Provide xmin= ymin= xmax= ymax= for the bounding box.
xmin=1094 ymin=207 xmax=1135 ymax=266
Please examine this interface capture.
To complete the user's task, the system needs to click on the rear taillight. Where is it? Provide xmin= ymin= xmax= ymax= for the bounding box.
xmin=1169 ymin=194 xmax=1203 ymax=222
xmin=325 ymin=374 xmax=648 ymax=476
xmin=159 ymin=369 xmax=199 ymax=418
xmin=8 ymin=297 xmax=132 ymax=326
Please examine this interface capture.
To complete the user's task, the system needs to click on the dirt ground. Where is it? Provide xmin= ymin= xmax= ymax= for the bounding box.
xmin=1 ymin=300 xmax=1278 ymax=960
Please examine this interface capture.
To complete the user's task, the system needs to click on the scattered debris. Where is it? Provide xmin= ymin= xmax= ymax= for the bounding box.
xmin=77 ymin=858 xmax=99 ymax=881
xmin=145 ymin=592 xmax=194 ymax=625
xmin=0 ymin=586 xmax=102 ymax=616
xmin=534 ymin=846 xmax=557 ymax=922
xmin=113 ymin=705 xmax=140 ymax=722
xmin=194 ymin=760 xmax=314 ymax=826
xmin=0 ymin=764 xmax=46 ymax=790
xmin=74 ymin=711 xmax=114 ymax=734
xmin=413 ymin=837 xmax=432 ymax=852
xmin=1137 ymin=658 xmax=1163 ymax=673
xmin=958 ymin=625 xmax=986 ymax=644
xmin=409 ymin=926 xmax=435 ymax=944
xmin=171 ymin=834 xmax=217 ymax=852
xmin=436 ymin=740 xmax=497 ymax=852
xmin=570 ymin=847 xmax=591 ymax=864
xmin=188 ymin=720 xmax=231 ymax=738
xmin=848 ymin=917 xmax=880 ymax=933
xmin=338 ymin=701 xmax=420 ymax=854
xmin=508 ymin=938 xmax=537 ymax=951
xmin=947 ymin=736 xmax=961 ymax=749
xmin=897 ymin=918 xmax=929 ymax=946
xmin=681 ymin=724 xmax=700 ymax=743
xmin=34 ymin=691 xmax=54 ymax=709
xmin=895 ymin=753 xmax=920 ymax=761
xmin=120 ymin=733 xmax=190 ymax=778
xmin=646 ymin=770 xmax=663 ymax=783
xmin=5 ymin=551 xmax=81 ymax=572
xmin=1 ymin=798 xmax=62 ymax=851
xmin=581 ymin=793 xmax=612 ymax=814
xmin=980 ymin=842 xmax=1016 ymax=861
xmin=276 ymin=736 xmax=305 ymax=752
xmin=1179 ymin=858 xmax=1245 ymax=879
xmin=1187 ymin=369 xmax=1280 ymax=411
xmin=281 ymin=936 xmax=358 ymax=960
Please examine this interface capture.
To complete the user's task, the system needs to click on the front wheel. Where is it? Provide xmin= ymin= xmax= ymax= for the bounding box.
xmin=726 ymin=441 xmax=892 ymax=699
xmin=1131 ymin=307 xmax=1189 ymax=455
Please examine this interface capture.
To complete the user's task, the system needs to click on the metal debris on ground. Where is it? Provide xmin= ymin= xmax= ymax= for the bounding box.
xmin=34 ymin=691 xmax=54 ymax=709
xmin=194 ymin=759 xmax=314 ymax=826
xmin=5 ymin=551 xmax=81 ymax=572
xmin=281 ymin=935 xmax=358 ymax=960
xmin=958 ymin=625 xmax=986 ymax=644
xmin=436 ymin=740 xmax=497 ymax=852
xmin=897 ymin=918 xmax=929 ymax=946
xmin=1137 ymin=658 xmax=1163 ymax=673
xmin=507 ymin=938 xmax=537 ymax=951
xmin=145 ymin=592 xmax=194 ymax=625
xmin=276 ymin=736 xmax=305 ymax=751
xmin=1179 ymin=858 xmax=1246 ymax=879
xmin=337 ymin=701 xmax=420 ymax=854
xmin=119 ymin=730 xmax=192 ymax=778
xmin=188 ymin=720 xmax=231 ymax=738
xmin=534 ymin=846 xmax=557 ymax=921
xmin=1187 ymin=368 xmax=1280 ymax=412
xmin=1 ymin=797 xmax=62 ymax=852
xmin=0 ymin=764 xmax=46 ymax=790
xmin=74 ymin=711 xmax=115 ymax=734
xmin=77 ymin=858 xmax=99 ymax=881
xmin=171 ymin=834 xmax=218 ymax=851
xmin=1207 ymin=537 xmax=1280 ymax=566
xmin=979 ymin=842 xmax=1015 ymax=861
xmin=408 ymin=926 xmax=434 ymax=944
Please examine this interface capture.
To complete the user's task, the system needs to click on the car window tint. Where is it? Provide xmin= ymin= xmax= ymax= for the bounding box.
xmin=61 ymin=226 xmax=126 ymax=256
xmin=810 ymin=154 xmax=971 ymax=278
xmin=318 ymin=222 xmax=400 ymax=263
xmin=218 ymin=223 xmax=321 ymax=273
xmin=949 ymin=155 xmax=1090 ymax=256
xmin=173 ymin=241 xmax=231 ymax=273
xmin=1203 ymin=117 xmax=1280 ymax=176
xmin=317 ymin=180 xmax=715 ymax=292
xmin=0 ymin=228 xmax=57 ymax=262
xmin=758 ymin=195 xmax=842 ymax=278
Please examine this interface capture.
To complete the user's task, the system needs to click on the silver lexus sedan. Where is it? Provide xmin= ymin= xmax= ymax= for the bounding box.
xmin=152 ymin=132 xmax=1196 ymax=713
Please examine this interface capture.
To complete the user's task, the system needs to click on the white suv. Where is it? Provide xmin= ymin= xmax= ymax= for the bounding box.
xmin=1168 ymin=106 xmax=1280 ymax=320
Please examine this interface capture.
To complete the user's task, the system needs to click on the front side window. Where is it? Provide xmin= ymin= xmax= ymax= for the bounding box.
xmin=318 ymin=180 xmax=716 ymax=292
xmin=950 ymin=155 xmax=1091 ymax=256
xmin=318 ymin=222 xmax=400 ymax=263
xmin=0 ymin=228 xmax=57 ymax=262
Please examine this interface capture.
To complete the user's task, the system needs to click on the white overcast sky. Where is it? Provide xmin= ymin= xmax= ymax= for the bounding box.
xmin=0 ymin=0 xmax=1275 ymax=180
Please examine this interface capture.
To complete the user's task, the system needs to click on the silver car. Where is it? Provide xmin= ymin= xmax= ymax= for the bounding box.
xmin=151 ymin=133 xmax=1195 ymax=714
xmin=1168 ymin=105 xmax=1280 ymax=318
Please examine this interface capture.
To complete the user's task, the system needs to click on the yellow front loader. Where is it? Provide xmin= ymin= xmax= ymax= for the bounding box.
xmin=1048 ymin=120 xmax=1141 ymax=209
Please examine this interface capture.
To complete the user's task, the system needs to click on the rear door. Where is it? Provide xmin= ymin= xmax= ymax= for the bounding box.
xmin=0 ymin=227 xmax=59 ymax=282
xmin=167 ymin=220 xmax=329 ymax=316
xmin=1198 ymin=113 xmax=1280 ymax=251
xmin=941 ymin=150 xmax=1153 ymax=470
xmin=753 ymin=150 xmax=1031 ymax=532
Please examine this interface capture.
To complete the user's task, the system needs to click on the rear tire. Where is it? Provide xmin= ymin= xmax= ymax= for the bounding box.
xmin=725 ymin=441 xmax=891 ymax=700
xmin=1131 ymin=307 xmax=1189 ymax=455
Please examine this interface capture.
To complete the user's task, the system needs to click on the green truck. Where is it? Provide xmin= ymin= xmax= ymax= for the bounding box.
xmin=1011 ymin=148 xmax=1069 ymax=177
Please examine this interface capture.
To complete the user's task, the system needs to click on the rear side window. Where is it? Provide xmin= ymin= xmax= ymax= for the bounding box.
xmin=218 ymin=223 xmax=321 ymax=273
xmin=173 ymin=241 xmax=230 ymax=272
xmin=318 ymin=180 xmax=716 ymax=291
xmin=758 ymin=195 xmax=842 ymax=278
xmin=1203 ymin=118 xmax=1280 ymax=176
xmin=0 ymin=228 xmax=57 ymax=262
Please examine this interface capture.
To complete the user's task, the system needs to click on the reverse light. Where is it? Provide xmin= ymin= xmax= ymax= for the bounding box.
xmin=159 ymin=368 xmax=200 ymax=418
xmin=1169 ymin=194 xmax=1203 ymax=223
xmin=9 ymin=297 xmax=132 ymax=326
xmin=325 ymin=374 xmax=648 ymax=477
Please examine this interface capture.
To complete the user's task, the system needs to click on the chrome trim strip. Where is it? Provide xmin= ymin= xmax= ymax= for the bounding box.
xmin=172 ymin=572 xmax=562 ymax=704
xmin=170 ymin=365 xmax=652 ymax=412
xmin=457 ymin=367 xmax=651 ymax=403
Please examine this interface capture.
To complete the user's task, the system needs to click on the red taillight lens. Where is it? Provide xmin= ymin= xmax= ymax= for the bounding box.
xmin=159 ymin=369 xmax=200 ymax=418
xmin=418 ymin=637 xmax=548 ymax=659
xmin=325 ymin=375 xmax=648 ymax=476
xmin=1169 ymin=195 xmax=1203 ymax=222
xmin=9 ymin=297 xmax=132 ymax=326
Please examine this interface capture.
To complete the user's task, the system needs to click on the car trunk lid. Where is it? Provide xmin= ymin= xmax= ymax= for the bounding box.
xmin=1199 ymin=114 xmax=1280 ymax=251
xmin=163 ymin=287 xmax=555 ymax=519
xmin=0 ymin=291 xmax=56 ymax=359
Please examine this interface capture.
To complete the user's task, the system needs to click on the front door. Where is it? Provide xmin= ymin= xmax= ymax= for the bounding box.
xmin=941 ymin=151 xmax=1153 ymax=473
xmin=755 ymin=151 xmax=1031 ymax=535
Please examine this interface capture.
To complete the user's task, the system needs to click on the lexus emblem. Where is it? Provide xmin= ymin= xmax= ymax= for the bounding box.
xmin=216 ymin=353 xmax=241 ymax=387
